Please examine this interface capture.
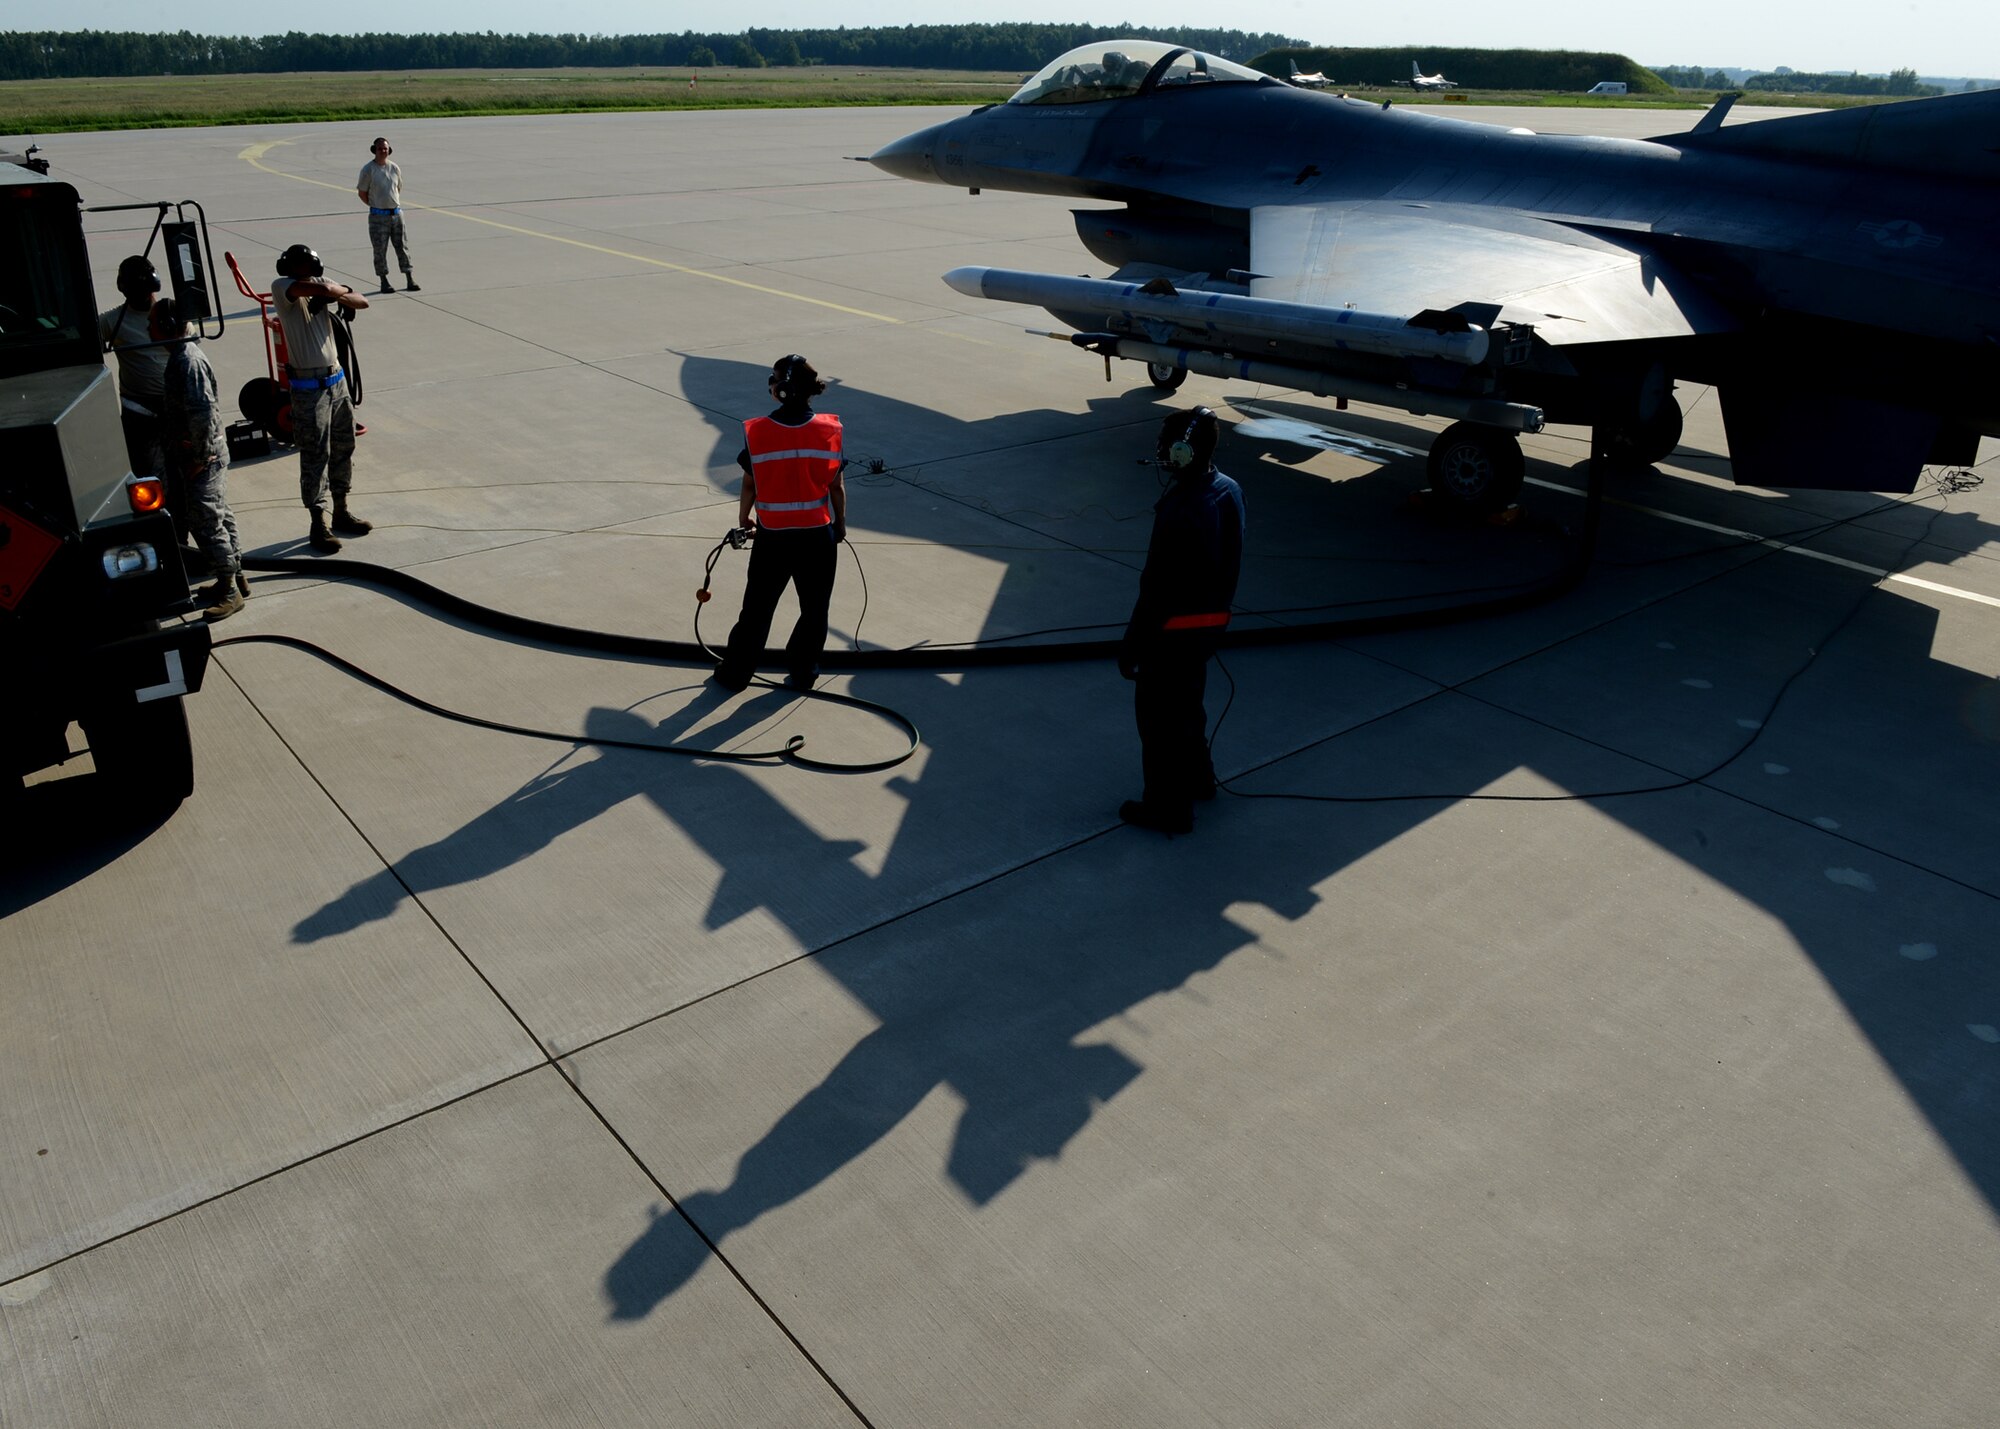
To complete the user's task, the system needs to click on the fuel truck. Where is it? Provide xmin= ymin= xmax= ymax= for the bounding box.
xmin=1 ymin=153 xmax=222 ymax=810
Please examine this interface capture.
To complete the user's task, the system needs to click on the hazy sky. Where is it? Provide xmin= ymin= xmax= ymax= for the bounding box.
xmin=36 ymin=0 xmax=2000 ymax=77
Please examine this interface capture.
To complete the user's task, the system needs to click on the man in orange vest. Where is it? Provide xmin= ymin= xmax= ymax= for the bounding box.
xmin=1118 ymin=406 xmax=1246 ymax=834
xmin=712 ymin=354 xmax=848 ymax=692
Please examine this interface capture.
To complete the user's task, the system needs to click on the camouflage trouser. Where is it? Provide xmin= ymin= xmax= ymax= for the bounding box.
xmin=368 ymin=211 xmax=412 ymax=278
xmin=185 ymin=454 xmax=241 ymax=575
xmin=291 ymin=381 xmax=356 ymax=515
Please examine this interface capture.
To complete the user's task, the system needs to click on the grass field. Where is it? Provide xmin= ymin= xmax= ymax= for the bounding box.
xmin=0 ymin=66 xmax=1856 ymax=135
xmin=0 ymin=66 xmax=1023 ymax=133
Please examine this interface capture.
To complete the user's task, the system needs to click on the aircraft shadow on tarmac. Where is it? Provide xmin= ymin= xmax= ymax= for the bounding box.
xmin=47 ymin=355 xmax=1989 ymax=1318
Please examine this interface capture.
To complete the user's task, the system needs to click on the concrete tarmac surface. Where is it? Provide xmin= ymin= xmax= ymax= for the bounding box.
xmin=3 ymin=103 xmax=1997 ymax=1426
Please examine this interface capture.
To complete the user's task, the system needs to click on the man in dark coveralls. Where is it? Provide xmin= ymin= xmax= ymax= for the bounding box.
xmin=1118 ymin=405 xmax=1246 ymax=834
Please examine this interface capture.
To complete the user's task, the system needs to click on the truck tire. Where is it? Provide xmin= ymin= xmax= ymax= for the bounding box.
xmin=82 ymin=695 xmax=194 ymax=810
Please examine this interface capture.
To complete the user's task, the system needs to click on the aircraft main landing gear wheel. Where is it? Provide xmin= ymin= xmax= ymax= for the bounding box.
xmin=1426 ymin=422 xmax=1525 ymax=514
xmin=1145 ymin=361 xmax=1187 ymax=391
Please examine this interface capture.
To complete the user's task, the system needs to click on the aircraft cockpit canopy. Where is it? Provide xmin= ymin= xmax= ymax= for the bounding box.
xmin=1008 ymin=41 xmax=1271 ymax=106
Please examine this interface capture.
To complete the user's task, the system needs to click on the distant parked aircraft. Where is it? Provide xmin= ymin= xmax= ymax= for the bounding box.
xmin=1410 ymin=61 xmax=1458 ymax=92
xmin=1287 ymin=59 xmax=1330 ymax=89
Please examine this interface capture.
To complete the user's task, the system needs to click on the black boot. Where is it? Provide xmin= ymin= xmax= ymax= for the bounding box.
xmin=1119 ymin=799 xmax=1192 ymax=835
xmin=331 ymin=502 xmax=372 ymax=536
xmin=308 ymin=510 xmax=343 ymax=553
xmin=403 ymin=276 xmax=421 ymax=292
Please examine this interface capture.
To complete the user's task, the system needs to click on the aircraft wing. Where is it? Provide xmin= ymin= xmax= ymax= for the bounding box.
xmin=1249 ymin=202 xmax=1737 ymax=346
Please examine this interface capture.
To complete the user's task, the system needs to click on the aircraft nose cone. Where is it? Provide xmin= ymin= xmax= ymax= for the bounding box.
xmin=870 ymin=124 xmax=941 ymax=182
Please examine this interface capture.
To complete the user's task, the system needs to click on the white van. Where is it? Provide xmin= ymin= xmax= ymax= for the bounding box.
xmin=1586 ymin=81 xmax=1629 ymax=95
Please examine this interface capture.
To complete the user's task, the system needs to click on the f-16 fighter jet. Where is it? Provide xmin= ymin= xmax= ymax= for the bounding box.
xmin=871 ymin=40 xmax=2000 ymax=509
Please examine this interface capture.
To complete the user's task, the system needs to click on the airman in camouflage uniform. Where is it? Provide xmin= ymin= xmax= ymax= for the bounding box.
xmin=151 ymin=298 xmax=247 ymax=620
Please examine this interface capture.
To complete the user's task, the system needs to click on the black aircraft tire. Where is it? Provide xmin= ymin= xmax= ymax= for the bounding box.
xmin=1608 ymin=398 xmax=1683 ymax=468
xmin=1146 ymin=361 xmax=1188 ymax=391
xmin=82 ymin=693 xmax=194 ymax=810
xmin=1426 ymin=422 xmax=1525 ymax=513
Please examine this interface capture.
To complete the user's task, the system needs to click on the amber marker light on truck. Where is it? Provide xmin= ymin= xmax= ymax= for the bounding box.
xmin=127 ymin=477 xmax=165 ymax=512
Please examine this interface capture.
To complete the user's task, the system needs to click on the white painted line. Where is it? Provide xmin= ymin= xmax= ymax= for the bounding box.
xmin=135 ymin=649 xmax=187 ymax=703
xmin=1524 ymin=476 xmax=2000 ymax=609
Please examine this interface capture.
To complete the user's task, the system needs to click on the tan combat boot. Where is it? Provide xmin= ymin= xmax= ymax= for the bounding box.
xmin=200 ymin=576 xmax=245 ymax=621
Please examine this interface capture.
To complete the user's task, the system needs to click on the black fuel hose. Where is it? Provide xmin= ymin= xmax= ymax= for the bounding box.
xmin=330 ymin=306 xmax=362 ymax=407
xmin=237 ymin=457 xmax=1606 ymax=668
xmin=219 ymin=454 xmax=1609 ymax=774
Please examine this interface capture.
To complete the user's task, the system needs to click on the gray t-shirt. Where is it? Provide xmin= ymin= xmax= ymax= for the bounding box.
xmin=98 ymin=303 xmax=167 ymax=399
xmin=270 ymin=276 xmax=340 ymax=370
xmin=358 ymin=159 xmax=402 ymax=209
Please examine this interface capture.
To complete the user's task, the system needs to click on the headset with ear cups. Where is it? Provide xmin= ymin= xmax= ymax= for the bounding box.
xmin=115 ymin=255 xmax=159 ymax=303
xmin=771 ymin=354 xmax=805 ymax=402
xmin=276 ymin=243 xmax=325 ymax=279
xmin=1161 ymin=406 xmax=1216 ymax=472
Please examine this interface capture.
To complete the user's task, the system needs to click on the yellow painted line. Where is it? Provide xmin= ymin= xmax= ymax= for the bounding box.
xmin=238 ymin=139 xmax=900 ymax=323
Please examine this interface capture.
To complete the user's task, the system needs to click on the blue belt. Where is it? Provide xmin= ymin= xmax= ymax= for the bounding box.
xmin=289 ymin=369 xmax=344 ymax=392
xmin=370 ymin=206 xmax=401 ymax=216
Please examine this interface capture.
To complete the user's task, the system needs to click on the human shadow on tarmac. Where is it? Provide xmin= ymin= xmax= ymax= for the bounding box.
xmin=602 ymin=733 xmax=1324 ymax=1319
xmin=291 ymin=688 xmax=797 ymax=941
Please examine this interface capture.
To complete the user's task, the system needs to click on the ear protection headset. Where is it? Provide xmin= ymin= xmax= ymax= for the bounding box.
xmin=770 ymin=354 xmax=819 ymax=403
xmin=115 ymin=256 xmax=159 ymax=302
xmin=276 ymin=244 xmax=325 ymax=279
xmin=1161 ymin=406 xmax=1217 ymax=473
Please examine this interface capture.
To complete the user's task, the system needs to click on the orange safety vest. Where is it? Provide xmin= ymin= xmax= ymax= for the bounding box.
xmin=745 ymin=413 xmax=843 ymax=529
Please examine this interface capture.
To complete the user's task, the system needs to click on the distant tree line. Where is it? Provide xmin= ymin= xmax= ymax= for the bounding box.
xmin=1652 ymin=65 xmax=1738 ymax=90
xmin=1741 ymin=68 xmax=1940 ymax=96
xmin=0 ymin=25 xmax=1305 ymax=81
xmin=1252 ymin=47 xmax=1673 ymax=95
xmin=1656 ymin=64 xmax=1942 ymax=96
